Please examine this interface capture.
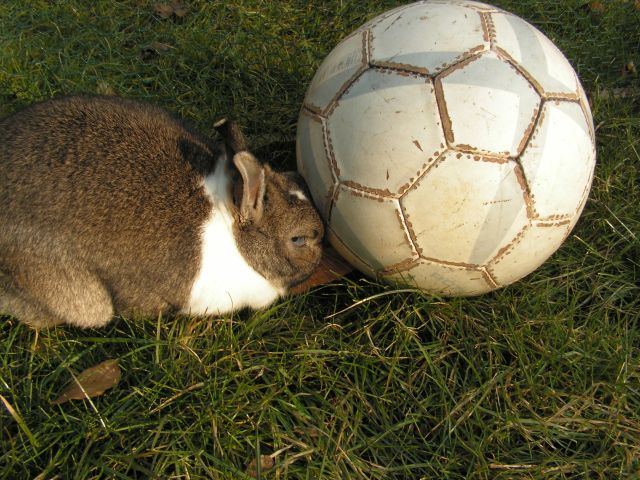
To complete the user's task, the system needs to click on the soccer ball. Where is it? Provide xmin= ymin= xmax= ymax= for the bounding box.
xmin=296 ymin=0 xmax=596 ymax=296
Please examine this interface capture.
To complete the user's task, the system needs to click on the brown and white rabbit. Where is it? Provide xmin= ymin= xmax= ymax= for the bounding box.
xmin=0 ymin=95 xmax=324 ymax=328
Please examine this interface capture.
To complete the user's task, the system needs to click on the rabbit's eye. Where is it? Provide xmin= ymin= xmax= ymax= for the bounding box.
xmin=290 ymin=236 xmax=307 ymax=247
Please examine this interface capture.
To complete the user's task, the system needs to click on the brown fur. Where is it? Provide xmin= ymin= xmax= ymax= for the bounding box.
xmin=0 ymin=96 xmax=323 ymax=328
xmin=234 ymin=167 xmax=323 ymax=287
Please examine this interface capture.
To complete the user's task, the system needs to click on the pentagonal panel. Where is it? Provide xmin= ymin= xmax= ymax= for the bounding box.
xmin=488 ymin=222 xmax=571 ymax=286
xmin=370 ymin=2 xmax=488 ymax=75
xmin=296 ymin=110 xmax=336 ymax=219
xmin=520 ymin=101 xmax=596 ymax=220
xmin=401 ymin=151 xmax=529 ymax=265
xmin=384 ymin=260 xmax=494 ymax=296
xmin=330 ymin=185 xmax=416 ymax=271
xmin=304 ymin=31 xmax=366 ymax=114
xmin=327 ymin=69 xmax=445 ymax=195
xmin=438 ymin=51 xmax=541 ymax=157
xmin=492 ymin=13 xmax=578 ymax=97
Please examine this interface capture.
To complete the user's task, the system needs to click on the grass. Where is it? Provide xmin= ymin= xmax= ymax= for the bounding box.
xmin=0 ymin=0 xmax=639 ymax=478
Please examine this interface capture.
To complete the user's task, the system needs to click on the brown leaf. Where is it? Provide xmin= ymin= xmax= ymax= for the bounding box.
xmin=245 ymin=455 xmax=274 ymax=478
xmin=52 ymin=359 xmax=121 ymax=405
xmin=636 ymin=0 xmax=640 ymax=10
xmin=171 ymin=0 xmax=189 ymax=17
xmin=624 ymin=61 xmax=637 ymax=75
xmin=153 ymin=3 xmax=174 ymax=18
xmin=598 ymin=87 xmax=640 ymax=100
xmin=289 ymin=246 xmax=354 ymax=294
xmin=589 ymin=1 xmax=605 ymax=12
xmin=153 ymin=0 xmax=189 ymax=19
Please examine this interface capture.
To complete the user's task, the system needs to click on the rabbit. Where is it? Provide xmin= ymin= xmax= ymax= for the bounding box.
xmin=0 ymin=95 xmax=324 ymax=329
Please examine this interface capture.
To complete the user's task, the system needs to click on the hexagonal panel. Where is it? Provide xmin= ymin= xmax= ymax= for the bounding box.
xmin=296 ymin=110 xmax=336 ymax=219
xmin=492 ymin=13 xmax=578 ymax=97
xmin=358 ymin=3 xmax=415 ymax=32
xmin=438 ymin=51 xmax=541 ymax=157
xmin=370 ymin=2 xmax=488 ymax=75
xmin=304 ymin=31 xmax=366 ymax=114
xmin=519 ymin=101 xmax=596 ymax=220
xmin=326 ymin=227 xmax=376 ymax=278
xmin=401 ymin=151 xmax=529 ymax=265
xmin=383 ymin=260 xmax=494 ymax=296
xmin=330 ymin=185 xmax=416 ymax=271
xmin=488 ymin=222 xmax=571 ymax=286
xmin=327 ymin=69 xmax=445 ymax=195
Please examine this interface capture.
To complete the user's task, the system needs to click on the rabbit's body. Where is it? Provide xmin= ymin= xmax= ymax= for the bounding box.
xmin=0 ymin=96 xmax=322 ymax=328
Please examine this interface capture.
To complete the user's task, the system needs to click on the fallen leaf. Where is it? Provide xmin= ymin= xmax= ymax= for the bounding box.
xmin=245 ymin=455 xmax=274 ymax=478
xmin=589 ymin=1 xmax=605 ymax=12
xmin=636 ymin=0 xmax=640 ymax=10
xmin=52 ymin=359 xmax=121 ymax=405
xmin=154 ymin=3 xmax=174 ymax=18
xmin=623 ymin=60 xmax=637 ymax=76
xmin=289 ymin=246 xmax=354 ymax=294
xmin=598 ymin=87 xmax=640 ymax=100
xmin=154 ymin=0 xmax=189 ymax=19
xmin=171 ymin=0 xmax=189 ymax=18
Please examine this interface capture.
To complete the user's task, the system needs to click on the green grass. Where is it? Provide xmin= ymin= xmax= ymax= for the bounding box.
xmin=1 ymin=0 xmax=639 ymax=478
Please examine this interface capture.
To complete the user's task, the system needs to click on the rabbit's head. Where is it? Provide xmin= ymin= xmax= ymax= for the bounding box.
xmin=216 ymin=120 xmax=324 ymax=289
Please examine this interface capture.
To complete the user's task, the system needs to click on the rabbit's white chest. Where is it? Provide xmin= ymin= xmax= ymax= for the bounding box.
xmin=184 ymin=160 xmax=284 ymax=316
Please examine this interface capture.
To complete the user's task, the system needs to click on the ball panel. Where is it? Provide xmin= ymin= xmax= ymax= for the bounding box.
xmin=296 ymin=110 xmax=337 ymax=219
xmin=576 ymin=80 xmax=596 ymax=143
xmin=491 ymin=13 xmax=578 ymax=97
xmin=327 ymin=69 xmax=445 ymax=196
xmin=326 ymin=227 xmax=376 ymax=278
xmin=330 ymin=185 xmax=417 ymax=271
xmin=427 ymin=0 xmax=503 ymax=12
xmin=356 ymin=3 xmax=417 ymax=33
xmin=383 ymin=259 xmax=494 ymax=296
xmin=401 ymin=151 xmax=529 ymax=265
xmin=370 ymin=3 xmax=488 ymax=75
xmin=438 ymin=51 xmax=541 ymax=157
xmin=304 ymin=30 xmax=367 ymax=114
xmin=520 ymin=101 xmax=596 ymax=220
xmin=488 ymin=222 xmax=570 ymax=286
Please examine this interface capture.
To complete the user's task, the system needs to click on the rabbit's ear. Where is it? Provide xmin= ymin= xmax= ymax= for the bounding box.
xmin=233 ymin=151 xmax=265 ymax=224
xmin=214 ymin=118 xmax=248 ymax=153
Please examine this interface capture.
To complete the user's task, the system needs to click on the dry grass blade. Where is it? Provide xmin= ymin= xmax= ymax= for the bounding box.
xmin=289 ymin=246 xmax=354 ymax=294
xmin=52 ymin=359 xmax=121 ymax=405
xmin=0 ymin=394 xmax=40 ymax=448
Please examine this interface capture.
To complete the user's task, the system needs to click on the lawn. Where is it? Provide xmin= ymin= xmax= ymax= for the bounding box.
xmin=0 ymin=0 xmax=639 ymax=479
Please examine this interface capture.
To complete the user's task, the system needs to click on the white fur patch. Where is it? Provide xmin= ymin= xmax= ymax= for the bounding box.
xmin=289 ymin=189 xmax=308 ymax=201
xmin=184 ymin=155 xmax=285 ymax=316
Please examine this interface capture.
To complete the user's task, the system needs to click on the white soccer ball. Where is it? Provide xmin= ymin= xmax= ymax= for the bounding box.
xmin=296 ymin=0 xmax=596 ymax=296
